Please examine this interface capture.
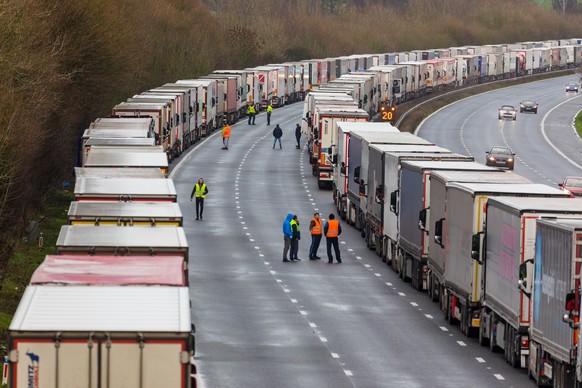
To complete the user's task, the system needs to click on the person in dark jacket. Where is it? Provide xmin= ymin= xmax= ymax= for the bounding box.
xmin=289 ymin=215 xmax=301 ymax=261
xmin=273 ymin=124 xmax=283 ymax=149
xmin=295 ymin=124 xmax=302 ymax=149
xmin=324 ymin=213 xmax=342 ymax=263
xmin=282 ymin=213 xmax=293 ymax=262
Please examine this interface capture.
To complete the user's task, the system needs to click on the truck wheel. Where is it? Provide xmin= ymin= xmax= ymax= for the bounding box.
xmin=317 ymin=179 xmax=326 ymax=189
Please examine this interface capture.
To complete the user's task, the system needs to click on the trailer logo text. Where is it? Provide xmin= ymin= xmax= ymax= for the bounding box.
xmin=25 ymin=352 xmax=40 ymax=388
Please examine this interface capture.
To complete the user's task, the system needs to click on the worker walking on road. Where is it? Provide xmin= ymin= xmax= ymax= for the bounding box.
xmin=266 ymin=103 xmax=273 ymax=125
xmin=190 ymin=178 xmax=208 ymax=221
xmin=247 ymin=103 xmax=256 ymax=125
xmin=222 ymin=122 xmax=231 ymax=150
xmin=295 ymin=123 xmax=302 ymax=149
xmin=290 ymin=215 xmax=301 ymax=262
xmin=272 ymin=124 xmax=283 ymax=149
xmin=282 ymin=214 xmax=293 ymax=262
xmin=309 ymin=212 xmax=322 ymax=260
xmin=324 ymin=213 xmax=342 ymax=263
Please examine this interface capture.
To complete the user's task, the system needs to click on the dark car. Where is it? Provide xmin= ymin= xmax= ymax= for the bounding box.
xmin=519 ymin=100 xmax=538 ymax=113
xmin=559 ymin=176 xmax=582 ymax=197
xmin=498 ymin=105 xmax=517 ymax=120
xmin=486 ymin=146 xmax=515 ymax=170
xmin=566 ymin=81 xmax=579 ymax=92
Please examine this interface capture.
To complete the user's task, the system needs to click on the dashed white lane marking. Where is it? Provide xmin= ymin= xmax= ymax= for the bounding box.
xmin=364 ymin=264 xmax=371 ymax=268
xmin=494 ymin=374 xmax=505 ymax=381
xmin=340 ymin=241 xmax=346 ymax=244
xmin=299 ymin=310 xmax=307 ymax=316
xmin=439 ymin=326 xmax=449 ymax=332
xmin=425 ymin=314 xmax=434 ymax=319
xmin=269 ymin=271 xmax=276 ymax=275
xmin=356 ymin=256 xmax=362 ymax=260
xmin=331 ymin=353 xmax=340 ymax=359
xmin=476 ymin=357 xmax=486 ymax=363
xmin=320 ymin=337 xmax=328 ymax=343
xmin=457 ymin=341 xmax=467 ymax=347
xmin=374 ymin=273 xmax=381 ymax=277
xmin=410 ymin=302 xmax=419 ymax=307
xmin=398 ymin=292 xmax=406 ymax=296
xmin=283 ymin=289 xmax=290 ymax=293
xmin=347 ymin=248 xmax=353 ymax=252
xmin=309 ymin=322 xmax=317 ymax=328
xmin=254 ymin=246 xmax=259 ymax=250
xmin=276 ymin=279 xmax=282 ymax=283
xmin=385 ymin=282 xmax=392 ymax=286
xmin=344 ymin=370 xmax=353 ymax=377
xmin=249 ymin=239 xmax=254 ymax=242
xmin=291 ymin=299 xmax=297 ymax=303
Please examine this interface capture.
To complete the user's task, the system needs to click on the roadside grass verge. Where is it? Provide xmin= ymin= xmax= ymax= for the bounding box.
xmin=576 ymin=110 xmax=582 ymax=138
xmin=0 ymin=188 xmax=72 ymax=356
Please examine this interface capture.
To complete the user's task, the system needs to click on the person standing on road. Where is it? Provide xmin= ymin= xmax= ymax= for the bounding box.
xmin=247 ymin=103 xmax=256 ymax=125
xmin=324 ymin=213 xmax=342 ymax=263
xmin=266 ymin=103 xmax=273 ymax=125
xmin=190 ymin=178 xmax=208 ymax=221
xmin=272 ymin=124 xmax=283 ymax=149
xmin=290 ymin=215 xmax=301 ymax=262
xmin=221 ymin=122 xmax=231 ymax=150
xmin=309 ymin=212 xmax=322 ymax=260
xmin=282 ymin=213 xmax=293 ymax=262
xmin=295 ymin=124 xmax=302 ymax=149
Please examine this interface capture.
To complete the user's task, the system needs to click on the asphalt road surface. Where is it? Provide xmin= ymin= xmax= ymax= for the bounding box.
xmin=170 ymin=77 xmax=582 ymax=387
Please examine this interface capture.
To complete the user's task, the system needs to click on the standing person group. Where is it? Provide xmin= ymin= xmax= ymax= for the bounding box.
xmin=282 ymin=213 xmax=341 ymax=263
xmin=190 ymin=178 xmax=208 ymax=221
xmin=247 ymin=103 xmax=256 ymax=125
xmin=221 ymin=122 xmax=230 ymax=150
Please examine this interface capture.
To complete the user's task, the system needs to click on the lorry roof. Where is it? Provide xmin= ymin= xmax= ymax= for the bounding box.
xmin=74 ymin=167 xmax=164 ymax=179
xmin=56 ymin=225 xmax=188 ymax=248
xmin=85 ymin=138 xmax=155 ymax=147
xmin=371 ymin=144 xmax=449 ymax=153
xmin=68 ymin=201 xmax=183 ymax=218
xmin=89 ymin=145 xmax=164 ymax=153
xmin=84 ymin=152 xmax=168 ymax=168
xmin=30 ymin=255 xmax=186 ymax=286
xmin=83 ymin=128 xmax=151 ymax=138
xmin=337 ymin=122 xmax=398 ymax=132
xmin=351 ymin=131 xmax=431 ymax=144
xmin=448 ymin=182 xmax=567 ymax=196
xmin=10 ymin=286 xmax=191 ymax=332
xmin=488 ymin=196 xmax=582 ymax=213
xmin=74 ymin=177 xmax=176 ymax=197
xmin=431 ymin=170 xmax=531 ymax=184
xmin=401 ymin=160 xmax=492 ymax=171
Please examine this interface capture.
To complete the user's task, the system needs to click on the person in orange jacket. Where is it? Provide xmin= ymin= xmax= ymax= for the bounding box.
xmin=309 ymin=212 xmax=322 ymax=260
xmin=324 ymin=213 xmax=342 ymax=263
xmin=222 ymin=122 xmax=231 ymax=149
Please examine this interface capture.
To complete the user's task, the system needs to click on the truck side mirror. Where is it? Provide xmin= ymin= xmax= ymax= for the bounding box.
xmin=565 ymin=292 xmax=576 ymax=312
xmin=375 ymin=185 xmax=384 ymax=204
xmin=389 ymin=190 xmax=398 ymax=214
xmin=471 ymin=233 xmax=482 ymax=262
xmin=517 ymin=259 xmax=533 ymax=297
xmin=434 ymin=218 xmax=444 ymax=248
xmin=418 ymin=208 xmax=427 ymax=230
xmin=340 ymin=162 xmax=346 ymax=176
xmin=358 ymin=180 xmax=366 ymax=196
xmin=332 ymin=154 xmax=338 ymax=165
xmin=353 ymin=166 xmax=361 ymax=184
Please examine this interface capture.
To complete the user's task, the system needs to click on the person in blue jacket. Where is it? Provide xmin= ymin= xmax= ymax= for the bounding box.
xmin=282 ymin=213 xmax=293 ymax=262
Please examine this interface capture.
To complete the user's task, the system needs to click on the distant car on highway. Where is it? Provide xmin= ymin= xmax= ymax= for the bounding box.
xmin=498 ymin=105 xmax=517 ymax=120
xmin=519 ymin=99 xmax=538 ymax=114
xmin=566 ymin=81 xmax=579 ymax=92
xmin=486 ymin=146 xmax=515 ymax=170
xmin=559 ymin=176 xmax=582 ymax=197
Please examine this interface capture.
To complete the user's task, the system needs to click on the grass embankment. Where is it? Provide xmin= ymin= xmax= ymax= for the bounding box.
xmin=576 ymin=110 xmax=582 ymax=138
xmin=0 ymin=189 xmax=72 ymax=355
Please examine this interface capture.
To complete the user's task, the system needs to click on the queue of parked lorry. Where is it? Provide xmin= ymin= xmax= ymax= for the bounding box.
xmin=4 ymin=36 xmax=582 ymax=388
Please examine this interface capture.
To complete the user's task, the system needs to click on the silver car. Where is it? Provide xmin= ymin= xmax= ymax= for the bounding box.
xmin=498 ymin=105 xmax=517 ymax=120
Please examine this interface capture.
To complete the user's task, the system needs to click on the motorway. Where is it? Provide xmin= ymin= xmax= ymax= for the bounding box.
xmin=170 ymin=75 xmax=582 ymax=388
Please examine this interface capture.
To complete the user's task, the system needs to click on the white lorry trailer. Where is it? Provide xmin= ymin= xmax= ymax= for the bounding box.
xmin=397 ymin=161 xmax=496 ymax=291
xmin=435 ymin=182 xmax=568 ymax=337
xmin=528 ymin=218 xmax=582 ymax=387
xmin=479 ymin=197 xmax=582 ymax=370
xmin=334 ymin=122 xmax=398 ymax=220
xmin=427 ymin=170 xmax=532 ymax=306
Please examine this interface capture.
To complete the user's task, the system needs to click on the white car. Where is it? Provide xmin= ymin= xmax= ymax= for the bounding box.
xmin=498 ymin=105 xmax=517 ymax=120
